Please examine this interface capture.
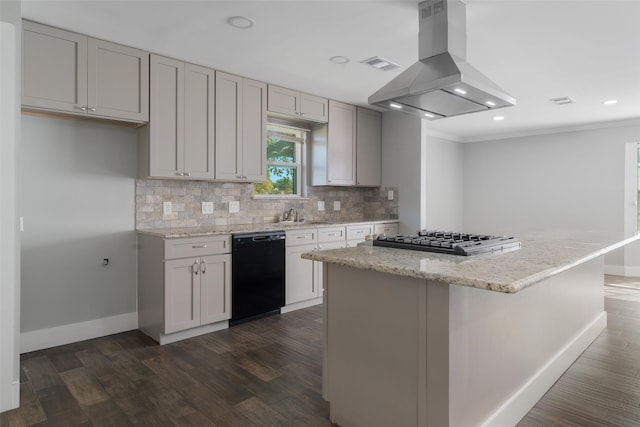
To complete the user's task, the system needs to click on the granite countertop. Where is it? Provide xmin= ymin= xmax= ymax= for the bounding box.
xmin=137 ymin=219 xmax=397 ymax=239
xmin=301 ymin=231 xmax=640 ymax=294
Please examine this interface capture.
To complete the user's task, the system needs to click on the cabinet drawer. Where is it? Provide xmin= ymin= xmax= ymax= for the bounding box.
xmin=318 ymin=227 xmax=346 ymax=243
xmin=374 ymin=223 xmax=399 ymax=236
xmin=286 ymin=229 xmax=318 ymax=247
xmin=346 ymin=224 xmax=373 ymax=240
xmin=164 ymin=235 xmax=231 ymax=259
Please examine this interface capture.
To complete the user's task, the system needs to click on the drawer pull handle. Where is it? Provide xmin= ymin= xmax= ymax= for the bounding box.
xmin=192 ymin=244 xmax=207 ymax=249
xmin=296 ymin=236 xmax=307 ymax=239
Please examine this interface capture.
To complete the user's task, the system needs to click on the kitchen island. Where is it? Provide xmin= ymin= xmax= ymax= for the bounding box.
xmin=302 ymin=231 xmax=640 ymax=427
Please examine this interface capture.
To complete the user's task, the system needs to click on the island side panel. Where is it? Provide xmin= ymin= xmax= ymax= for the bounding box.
xmin=323 ymin=263 xmax=449 ymax=427
xmin=448 ymin=257 xmax=606 ymax=427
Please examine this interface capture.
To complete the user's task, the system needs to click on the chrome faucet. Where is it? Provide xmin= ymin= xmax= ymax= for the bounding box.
xmin=283 ymin=208 xmax=297 ymax=222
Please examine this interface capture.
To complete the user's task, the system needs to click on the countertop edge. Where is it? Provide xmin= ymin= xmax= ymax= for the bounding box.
xmin=302 ymin=233 xmax=640 ymax=294
xmin=136 ymin=219 xmax=398 ymax=239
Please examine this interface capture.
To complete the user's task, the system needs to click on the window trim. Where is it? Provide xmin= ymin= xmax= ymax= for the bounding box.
xmin=254 ymin=123 xmax=306 ymax=197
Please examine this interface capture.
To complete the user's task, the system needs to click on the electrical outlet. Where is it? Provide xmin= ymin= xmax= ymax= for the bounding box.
xmin=202 ymin=201 xmax=214 ymax=214
xmin=318 ymin=201 xmax=325 ymax=211
xmin=163 ymin=201 xmax=172 ymax=215
xmin=334 ymin=201 xmax=341 ymax=211
xmin=387 ymin=190 xmax=394 ymax=201
xmin=229 ymin=200 xmax=240 ymax=213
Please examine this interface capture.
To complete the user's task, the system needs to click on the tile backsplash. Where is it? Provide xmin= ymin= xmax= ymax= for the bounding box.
xmin=136 ymin=179 xmax=398 ymax=229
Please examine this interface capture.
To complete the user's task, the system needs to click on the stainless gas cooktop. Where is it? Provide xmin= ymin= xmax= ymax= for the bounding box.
xmin=373 ymin=230 xmax=521 ymax=256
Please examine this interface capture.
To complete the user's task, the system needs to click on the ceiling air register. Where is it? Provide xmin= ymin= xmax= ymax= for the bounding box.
xmin=369 ymin=0 xmax=516 ymax=120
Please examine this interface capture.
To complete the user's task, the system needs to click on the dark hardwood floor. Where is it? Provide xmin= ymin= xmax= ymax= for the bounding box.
xmin=2 ymin=276 xmax=640 ymax=427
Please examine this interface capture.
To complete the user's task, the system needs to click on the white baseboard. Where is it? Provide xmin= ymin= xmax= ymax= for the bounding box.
xmin=605 ymin=264 xmax=640 ymax=277
xmin=21 ymin=312 xmax=138 ymax=354
xmin=154 ymin=321 xmax=229 ymax=345
xmin=482 ymin=312 xmax=607 ymax=427
xmin=281 ymin=296 xmax=323 ymax=314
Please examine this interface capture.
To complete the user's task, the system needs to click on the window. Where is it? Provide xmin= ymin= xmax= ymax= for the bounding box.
xmin=254 ymin=124 xmax=305 ymax=196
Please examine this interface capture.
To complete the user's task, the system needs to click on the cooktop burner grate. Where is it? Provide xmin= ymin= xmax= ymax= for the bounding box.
xmin=373 ymin=230 xmax=521 ymax=256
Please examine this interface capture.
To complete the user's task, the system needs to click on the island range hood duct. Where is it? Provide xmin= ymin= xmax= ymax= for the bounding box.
xmin=368 ymin=0 xmax=516 ymax=120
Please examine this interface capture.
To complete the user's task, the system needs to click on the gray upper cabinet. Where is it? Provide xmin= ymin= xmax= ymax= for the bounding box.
xmin=138 ymin=55 xmax=215 ymax=180
xmin=267 ymin=85 xmax=328 ymax=123
xmin=311 ymin=100 xmax=357 ymax=186
xmin=22 ymin=21 xmax=149 ymax=123
xmin=356 ymin=107 xmax=382 ymax=186
xmin=215 ymin=72 xmax=267 ymax=182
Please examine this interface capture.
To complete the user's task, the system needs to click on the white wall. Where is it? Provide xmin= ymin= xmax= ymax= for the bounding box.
xmin=20 ymin=115 xmax=138 ymax=352
xmin=0 ymin=0 xmax=21 ymax=413
xmin=463 ymin=124 xmax=640 ymax=271
xmin=425 ymin=134 xmax=464 ymax=230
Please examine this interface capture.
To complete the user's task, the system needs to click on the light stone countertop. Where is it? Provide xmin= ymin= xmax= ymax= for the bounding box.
xmin=136 ymin=219 xmax=397 ymax=239
xmin=301 ymin=231 xmax=640 ymax=294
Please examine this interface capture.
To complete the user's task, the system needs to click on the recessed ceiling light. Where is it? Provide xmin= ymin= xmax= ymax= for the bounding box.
xmin=485 ymin=101 xmax=496 ymax=107
xmin=329 ymin=56 xmax=350 ymax=64
xmin=227 ymin=16 xmax=256 ymax=29
xmin=493 ymin=116 xmax=505 ymax=121
xmin=424 ymin=112 xmax=435 ymax=118
xmin=389 ymin=103 xmax=403 ymax=109
xmin=454 ymin=88 xmax=467 ymax=95
xmin=602 ymin=99 xmax=619 ymax=105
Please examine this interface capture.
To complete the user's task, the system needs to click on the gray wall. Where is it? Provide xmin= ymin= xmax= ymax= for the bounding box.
xmin=425 ymin=134 xmax=464 ymax=230
xmin=21 ymin=115 xmax=137 ymax=333
xmin=462 ymin=124 xmax=640 ymax=269
xmin=381 ymin=111 xmax=426 ymax=234
xmin=380 ymin=111 xmax=465 ymax=234
xmin=0 ymin=0 xmax=21 ymax=412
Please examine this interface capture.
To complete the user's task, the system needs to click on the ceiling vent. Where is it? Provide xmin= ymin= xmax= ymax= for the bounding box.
xmin=549 ymin=96 xmax=575 ymax=105
xmin=361 ymin=56 xmax=401 ymax=72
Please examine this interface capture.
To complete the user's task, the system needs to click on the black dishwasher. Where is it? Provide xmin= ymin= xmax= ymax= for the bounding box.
xmin=231 ymin=231 xmax=286 ymax=325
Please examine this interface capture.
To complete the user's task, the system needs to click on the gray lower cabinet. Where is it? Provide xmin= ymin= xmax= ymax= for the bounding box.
xmin=138 ymin=234 xmax=231 ymax=344
xmin=138 ymin=55 xmax=215 ymax=180
xmin=215 ymin=71 xmax=267 ymax=182
xmin=374 ymin=222 xmax=399 ymax=236
xmin=346 ymin=223 xmax=374 ymax=247
xmin=285 ymin=227 xmax=346 ymax=307
xmin=22 ymin=20 xmax=149 ymax=123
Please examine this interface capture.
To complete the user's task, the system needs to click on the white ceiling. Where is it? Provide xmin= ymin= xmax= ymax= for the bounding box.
xmin=21 ymin=0 xmax=640 ymax=142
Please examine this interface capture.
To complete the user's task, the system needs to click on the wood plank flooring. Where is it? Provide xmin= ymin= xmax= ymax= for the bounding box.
xmin=2 ymin=276 xmax=640 ymax=427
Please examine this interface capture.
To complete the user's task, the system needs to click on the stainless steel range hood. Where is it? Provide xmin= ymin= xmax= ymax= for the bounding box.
xmin=368 ymin=0 xmax=515 ymax=120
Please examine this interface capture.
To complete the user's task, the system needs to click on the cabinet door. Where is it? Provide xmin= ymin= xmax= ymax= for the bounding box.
xmin=215 ymin=71 xmax=243 ymax=181
xmin=300 ymin=93 xmax=328 ymax=122
xmin=374 ymin=223 xmax=399 ymax=236
xmin=314 ymin=240 xmax=345 ymax=298
xmin=241 ymin=78 xmax=267 ymax=182
xmin=149 ymin=55 xmax=184 ymax=178
xmin=87 ymin=38 xmax=149 ymax=122
xmin=165 ymin=258 xmax=201 ymax=334
xmin=22 ymin=21 xmax=88 ymax=114
xmin=200 ymin=254 xmax=232 ymax=325
xmin=356 ymin=107 xmax=382 ymax=186
xmin=184 ymin=64 xmax=215 ymax=179
xmin=327 ymin=100 xmax=356 ymax=186
xmin=267 ymin=85 xmax=299 ymax=117
xmin=286 ymin=243 xmax=318 ymax=304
